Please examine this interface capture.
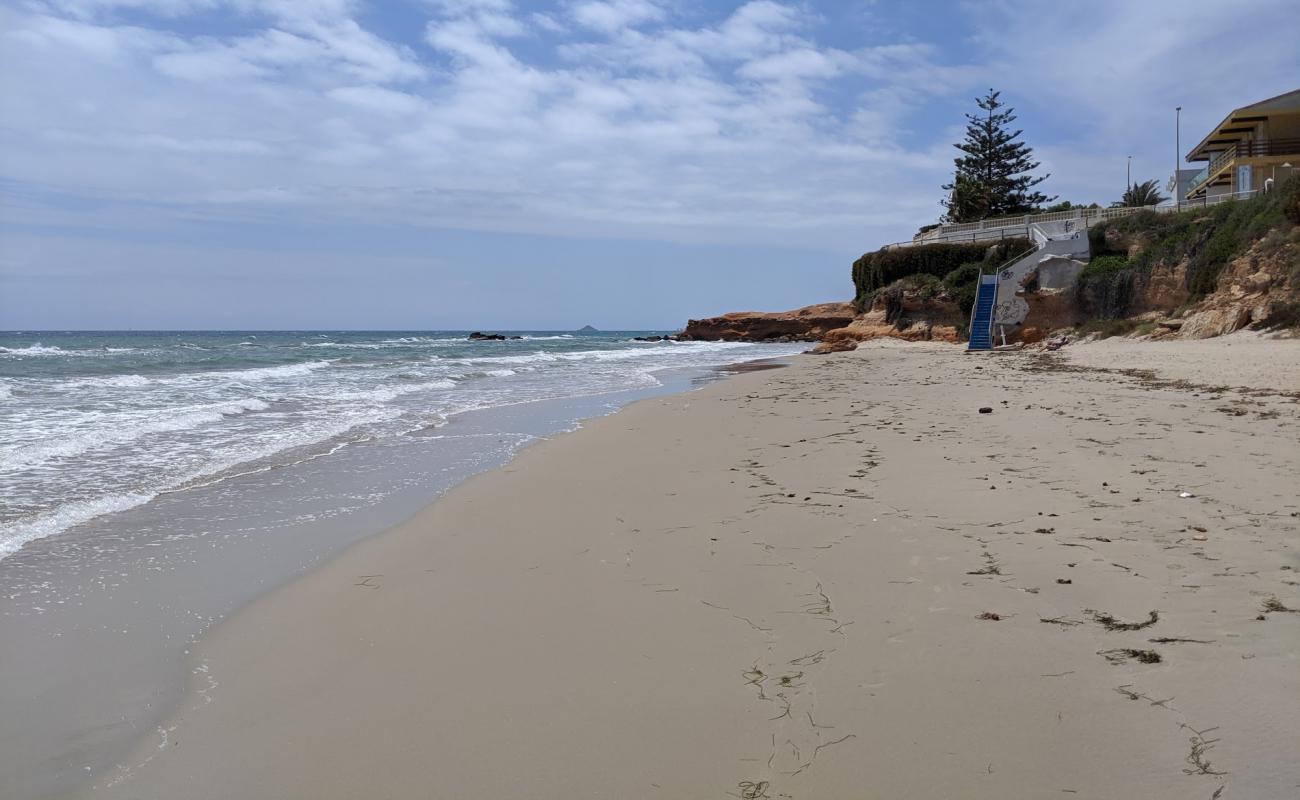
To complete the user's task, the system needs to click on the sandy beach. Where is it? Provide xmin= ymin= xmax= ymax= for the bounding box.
xmin=86 ymin=336 xmax=1300 ymax=799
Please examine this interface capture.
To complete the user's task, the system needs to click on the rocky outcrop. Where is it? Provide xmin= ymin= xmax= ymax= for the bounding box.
xmin=1176 ymin=244 xmax=1297 ymax=338
xmin=821 ymin=308 xmax=962 ymax=347
xmin=678 ymin=303 xmax=856 ymax=342
xmin=806 ymin=338 xmax=858 ymax=354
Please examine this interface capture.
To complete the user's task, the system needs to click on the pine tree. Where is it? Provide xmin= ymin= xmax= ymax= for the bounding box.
xmin=941 ymin=90 xmax=1053 ymax=222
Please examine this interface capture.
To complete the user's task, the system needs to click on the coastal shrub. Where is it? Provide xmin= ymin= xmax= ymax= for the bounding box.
xmin=851 ymin=238 xmax=1029 ymax=310
xmin=1076 ymin=255 xmax=1135 ymax=319
xmin=942 ymin=262 xmax=983 ymax=317
xmin=1086 ymin=176 xmax=1300 ymax=298
xmin=881 ymin=285 xmax=905 ymax=325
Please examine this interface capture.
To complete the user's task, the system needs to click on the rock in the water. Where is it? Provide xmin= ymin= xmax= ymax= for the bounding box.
xmin=468 ymin=332 xmax=507 ymax=341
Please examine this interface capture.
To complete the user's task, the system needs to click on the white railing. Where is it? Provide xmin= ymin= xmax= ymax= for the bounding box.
xmin=887 ymin=188 xmax=1262 ymax=250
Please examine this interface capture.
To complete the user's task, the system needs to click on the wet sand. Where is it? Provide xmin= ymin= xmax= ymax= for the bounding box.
xmin=86 ymin=336 xmax=1300 ymax=799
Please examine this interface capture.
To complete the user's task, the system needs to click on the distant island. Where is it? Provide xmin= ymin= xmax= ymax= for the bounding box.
xmin=576 ymin=325 xmax=598 ymax=333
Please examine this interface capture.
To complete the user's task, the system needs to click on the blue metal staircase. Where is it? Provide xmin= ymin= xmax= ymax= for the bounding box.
xmin=967 ymin=274 xmax=998 ymax=351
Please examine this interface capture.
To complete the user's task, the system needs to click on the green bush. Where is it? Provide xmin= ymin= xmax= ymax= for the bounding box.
xmin=941 ymin=262 xmax=984 ymax=317
xmin=1087 ymin=175 xmax=1300 ymax=298
xmin=851 ymin=238 xmax=1029 ymax=310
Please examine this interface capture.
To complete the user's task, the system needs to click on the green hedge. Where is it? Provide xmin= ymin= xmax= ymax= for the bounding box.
xmin=851 ymin=238 xmax=1029 ymax=310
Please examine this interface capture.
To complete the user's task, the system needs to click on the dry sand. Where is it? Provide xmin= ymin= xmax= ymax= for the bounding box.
xmin=87 ymin=337 xmax=1300 ymax=799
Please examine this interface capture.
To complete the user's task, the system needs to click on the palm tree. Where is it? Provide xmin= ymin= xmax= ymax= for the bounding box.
xmin=1113 ymin=179 xmax=1168 ymax=208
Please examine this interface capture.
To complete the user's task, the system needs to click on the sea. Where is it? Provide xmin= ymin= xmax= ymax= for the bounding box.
xmin=0 ymin=330 xmax=802 ymax=561
xmin=0 ymin=330 xmax=803 ymax=798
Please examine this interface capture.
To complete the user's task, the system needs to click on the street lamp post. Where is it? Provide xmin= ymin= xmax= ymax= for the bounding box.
xmin=1127 ymin=155 xmax=1132 ymax=196
xmin=1175 ymin=106 xmax=1182 ymax=211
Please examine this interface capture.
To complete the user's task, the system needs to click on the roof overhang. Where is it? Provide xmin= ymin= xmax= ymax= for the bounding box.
xmin=1185 ymin=89 xmax=1300 ymax=162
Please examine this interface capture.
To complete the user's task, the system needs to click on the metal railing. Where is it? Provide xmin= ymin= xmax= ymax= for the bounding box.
xmin=1187 ymin=145 xmax=1236 ymax=195
xmin=1186 ymin=138 xmax=1300 ymax=196
xmin=1236 ymin=137 xmax=1300 ymax=158
xmin=885 ymin=187 xmax=1264 ymax=250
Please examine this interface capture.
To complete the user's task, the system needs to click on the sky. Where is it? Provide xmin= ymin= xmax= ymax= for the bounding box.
xmin=1 ymin=0 xmax=1297 ymax=330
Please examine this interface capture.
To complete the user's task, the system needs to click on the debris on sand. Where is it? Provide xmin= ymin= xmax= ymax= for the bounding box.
xmin=1261 ymin=597 xmax=1299 ymax=614
xmin=1089 ymin=609 xmax=1159 ymax=631
xmin=1099 ymin=648 xmax=1162 ymax=665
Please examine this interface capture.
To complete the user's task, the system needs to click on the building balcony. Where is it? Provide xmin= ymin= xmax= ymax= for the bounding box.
xmin=1187 ymin=137 xmax=1300 ymax=197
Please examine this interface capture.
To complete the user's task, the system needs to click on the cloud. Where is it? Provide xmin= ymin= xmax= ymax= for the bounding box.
xmin=568 ymin=0 xmax=664 ymax=34
xmin=3 ymin=0 xmax=1296 ymax=265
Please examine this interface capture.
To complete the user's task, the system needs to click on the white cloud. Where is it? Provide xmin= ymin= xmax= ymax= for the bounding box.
xmin=4 ymin=0 xmax=1294 ymax=261
xmin=568 ymin=0 xmax=664 ymax=34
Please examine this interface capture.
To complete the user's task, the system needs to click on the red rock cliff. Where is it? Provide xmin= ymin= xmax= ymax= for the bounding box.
xmin=677 ymin=303 xmax=856 ymax=342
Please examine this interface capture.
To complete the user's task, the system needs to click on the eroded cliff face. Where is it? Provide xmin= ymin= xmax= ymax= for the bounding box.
xmin=817 ymin=297 xmax=963 ymax=351
xmin=1176 ymin=241 xmax=1298 ymax=338
xmin=683 ymin=201 xmax=1298 ymax=350
xmin=678 ymin=303 xmax=856 ymax=342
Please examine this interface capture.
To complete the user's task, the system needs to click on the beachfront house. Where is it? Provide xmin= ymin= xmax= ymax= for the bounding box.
xmin=1184 ymin=88 xmax=1300 ymax=201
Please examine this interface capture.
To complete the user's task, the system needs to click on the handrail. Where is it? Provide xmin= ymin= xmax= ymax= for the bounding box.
xmin=1187 ymin=144 xmax=1237 ymax=195
xmin=967 ymin=267 xmax=984 ymax=339
xmin=994 ymin=245 xmax=1039 ymax=281
xmin=1235 ymin=136 xmax=1300 ymax=158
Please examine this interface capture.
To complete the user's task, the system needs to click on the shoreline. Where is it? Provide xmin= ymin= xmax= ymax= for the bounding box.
xmin=1 ymin=354 xmax=794 ymax=800
xmin=82 ymin=337 xmax=1300 ymax=797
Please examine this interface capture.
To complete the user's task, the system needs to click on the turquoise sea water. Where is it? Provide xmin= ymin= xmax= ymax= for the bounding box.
xmin=0 ymin=330 xmax=803 ymax=560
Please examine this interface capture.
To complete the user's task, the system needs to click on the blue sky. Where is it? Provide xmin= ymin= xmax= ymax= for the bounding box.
xmin=1 ymin=0 xmax=1297 ymax=329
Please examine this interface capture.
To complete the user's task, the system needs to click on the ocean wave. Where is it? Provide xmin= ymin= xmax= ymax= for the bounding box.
xmin=0 ymin=382 xmax=11 ymax=401
xmin=0 ymin=492 xmax=157 ymax=560
xmin=0 ymin=398 xmax=270 ymax=471
xmin=0 ymin=344 xmax=73 ymax=357
xmin=224 ymin=361 xmax=332 ymax=381
xmin=58 ymin=374 xmax=152 ymax=389
xmin=0 ymin=403 xmax=403 ymax=560
xmin=455 ymin=351 xmax=558 ymax=365
xmin=41 ymin=360 xmax=332 ymax=392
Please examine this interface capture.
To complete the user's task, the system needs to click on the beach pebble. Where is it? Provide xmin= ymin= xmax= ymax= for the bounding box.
xmin=1179 ymin=491 xmax=1196 ymax=498
xmin=1192 ymin=534 xmax=1207 ymax=541
xmin=978 ymin=407 xmax=993 ymax=414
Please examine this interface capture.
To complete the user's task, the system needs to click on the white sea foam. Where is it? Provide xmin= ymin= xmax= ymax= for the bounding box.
xmin=45 ymin=360 xmax=333 ymax=394
xmin=0 ymin=344 xmax=70 ymax=357
xmin=0 ymin=492 xmax=157 ymax=559
xmin=0 ymin=398 xmax=271 ymax=471
xmin=0 ymin=334 xmax=805 ymax=561
xmin=58 ymin=374 xmax=152 ymax=389
xmin=222 ymin=360 xmax=332 ymax=382
xmin=0 ymin=403 xmax=404 ymax=558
